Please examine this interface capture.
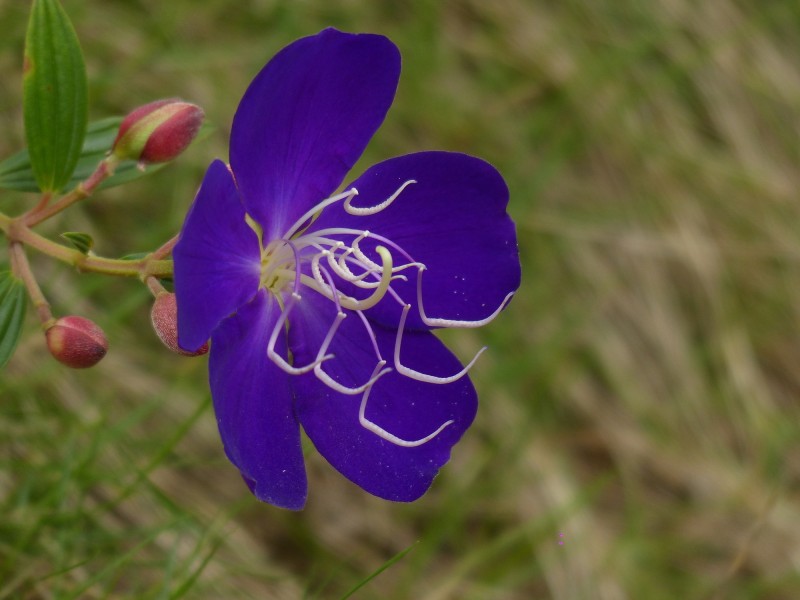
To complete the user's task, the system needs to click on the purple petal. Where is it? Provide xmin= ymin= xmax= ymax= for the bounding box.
xmin=209 ymin=290 xmax=307 ymax=510
xmin=173 ymin=160 xmax=261 ymax=351
xmin=309 ymin=151 xmax=520 ymax=330
xmin=288 ymin=292 xmax=477 ymax=502
xmin=230 ymin=28 xmax=401 ymax=241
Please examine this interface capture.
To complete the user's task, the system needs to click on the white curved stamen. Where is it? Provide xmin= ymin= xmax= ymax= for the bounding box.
xmin=268 ymin=294 xmax=333 ymax=374
xmin=415 ymin=267 xmax=516 ymax=328
xmin=293 ymin=235 xmax=346 ymax=253
xmin=283 ymin=188 xmax=359 ymax=240
xmin=297 ymin=246 xmax=395 ymax=312
xmin=345 ymin=246 xmax=393 ymax=310
xmin=344 ymin=179 xmax=416 ymax=216
xmin=327 ymin=250 xmax=383 ymax=289
xmin=282 ymin=179 xmax=416 ymax=241
xmin=316 ymin=356 xmax=392 ymax=395
xmin=394 ymin=304 xmax=487 ymax=384
xmin=359 ymin=361 xmax=455 ymax=447
xmin=310 ymin=266 xmax=393 ymax=394
xmin=389 ymin=261 xmax=426 ymax=274
xmin=310 ymin=252 xmax=332 ymax=293
xmin=351 ymin=232 xmax=380 ymax=270
xmin=356 ymin=310 xmax=384 ymax=361
xmin=334 ymin=253 xmax=418 ymax=289
xmin=304 ymin=228 xmax=417 ymax=263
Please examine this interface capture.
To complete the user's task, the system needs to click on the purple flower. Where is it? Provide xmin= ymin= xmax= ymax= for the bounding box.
xmin=173 ymin=28 xmax=520 ymax=510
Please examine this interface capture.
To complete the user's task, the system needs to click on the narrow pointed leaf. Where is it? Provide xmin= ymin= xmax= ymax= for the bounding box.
xmin=340 ymin=543 xmax=417 ymax=600
xmin=23 ymin=0 xmax=88 ymax=192
xmin=0 ymin=272 xmax=28 ymax=368
xmin=61 ymin=232 xmax=94 ymax=255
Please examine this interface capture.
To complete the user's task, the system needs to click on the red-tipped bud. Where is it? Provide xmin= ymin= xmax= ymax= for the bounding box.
xmin=151 ymin=292 xmax=208 ymax=357
xmin=45 ymin=316 xmax=108 ymax=369
xmin=112 ymin=98 xmax=204 ymax=164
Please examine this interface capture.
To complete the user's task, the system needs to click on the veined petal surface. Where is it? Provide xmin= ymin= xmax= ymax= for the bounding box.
xmin=230 ymin=28 xmax=400 ymax=240
xmin=310 ymin=151 xmax=520 ymax=330
xmin=174 ymin=159 xmax=260 ymax=351
xmin=209 ymin=290 xmax=307 ymax=510
xmin=289 ymin=292 xmax=477 ymax=501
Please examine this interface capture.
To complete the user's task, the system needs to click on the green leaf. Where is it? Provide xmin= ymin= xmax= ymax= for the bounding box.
xmin=0 ymin=118 xmax=213 ymax=193
xmin=0 ymin=271 xmax=28 ymax=368
xmin=23 ymin=0 xmax=89 ymax=193
xmin=61 ymin=232 xmax=94 ymax=255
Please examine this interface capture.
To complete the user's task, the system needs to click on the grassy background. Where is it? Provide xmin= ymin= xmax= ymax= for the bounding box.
xmin=2 ymin=0 xmax=800 ymax=598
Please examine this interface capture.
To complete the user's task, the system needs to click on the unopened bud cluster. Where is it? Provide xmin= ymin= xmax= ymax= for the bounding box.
xmin=112 ymin=99 xmax=204 ymax=164
xmin=46 ymin=316 xmax=108 ymax=369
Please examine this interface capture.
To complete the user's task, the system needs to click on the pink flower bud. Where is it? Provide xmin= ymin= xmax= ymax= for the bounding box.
xmin=151 ymin=292 xmax=208 ymax=356
xmin=46 ymin=316 xmax=108 ymax=369
xmin=112 ymin=99 xmax=204 ymax=164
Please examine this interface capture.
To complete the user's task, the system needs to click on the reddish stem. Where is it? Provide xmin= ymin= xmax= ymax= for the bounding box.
xmin=9 ymin=242 xmax=54 ymax=327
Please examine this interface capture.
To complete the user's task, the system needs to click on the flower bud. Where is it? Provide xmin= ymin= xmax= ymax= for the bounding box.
xmin=46 ymin=316 xmax=108 ymax=369
xmin=112 ymin=98 xmax=204 ymax=164
xmin=151 ymin=292 xmax=208 ymax=356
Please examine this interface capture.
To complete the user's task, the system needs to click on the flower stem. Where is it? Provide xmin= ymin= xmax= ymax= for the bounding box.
xmin=9 ymin=242 xmax=54 ymax=328
xmin=31 ymin=192 xmax=53 ymax=215
xmin=4 ymin=219 xmax=172 ymax=279
xmin=145 ymin=275 xmax=168 ymax=297
xmin=151 ymin=234 xmax=179 ymax=260
xmin=23 ymin=155 xmax=120 ymax=227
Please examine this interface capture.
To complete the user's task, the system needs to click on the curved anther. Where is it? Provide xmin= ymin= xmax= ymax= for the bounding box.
xmin=267 ymin=295 xmax=333 ymax=374
xmin=359 ymin=361 xmax=455 ymax=447
xmin=310 ymin=251 xmax=332 ymax=292
xmin=282 ymin=187 xmax=359 ymax=239
xmin=329 ymin=250 xmax=382 ymax=288
xmin=391 ymin=261 xmax=426 ymax=274
xmin=351 ymin=232 xmax=380 ymax=270
xmin=302 ymin=246 xmax=395 ymax=312
xmin=346 ymin=246 xmax=393 ymax=310
xmin=303 ymin=227 xmax=417 ymax=263
xmin=394 ymin=304 xmax=486 ymax=384
xmin=415 ymin=267 xmax=516 ymax=328
xmin=344 ymin=179 xmax=416 ymax=216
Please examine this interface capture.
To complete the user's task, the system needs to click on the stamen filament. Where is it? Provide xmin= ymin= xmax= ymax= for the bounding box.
xmin=293 ymin=246 xmax=394 ymax=311
xmin=283 ymin=188 xmax=359 ymax=240
xmin=356 ymin=310 xmax=384 ymax=361
xmin=415 ymin=267 xmax=516 ymax=328
xmin=303 ymin=228 xmax=416 ymax=263
xmin=394 ymin=304 xmax=487 ymax=384
xmin=343 ymin=179 xmax=416 ymax=215
xmin=358 ymin=361 xmax=455 ymax=447
xmin=268 ymin=294 xmax=333 ymax=374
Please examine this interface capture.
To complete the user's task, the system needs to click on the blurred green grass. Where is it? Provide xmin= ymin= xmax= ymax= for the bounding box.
xmin=2 ymin=0 xmax=800 ymax=598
